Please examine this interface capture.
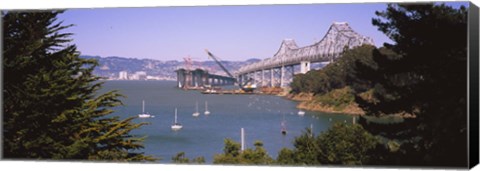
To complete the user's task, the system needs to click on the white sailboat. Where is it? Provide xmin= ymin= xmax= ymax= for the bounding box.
xmin=138 ymin=100 xmax=153 ymax=118
xmin=192 ymin=101 xmax=200 ymax=117
xmin=204 ymin=101 xmax=210 ymax=115
xmin=298 ymin=110 xmax=305 ymax=116
xmin=171 ymin=108 xmax=183 ymax=131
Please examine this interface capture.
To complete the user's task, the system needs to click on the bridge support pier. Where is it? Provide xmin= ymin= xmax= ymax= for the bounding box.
xmin=275 ymin=67 xmax=282 ymax=87
xmin=286 ymin=65 xmax=295 ymax=86
xmin=255 ymin=71 xmax=259 ymax=86
xmin=280 ymin=66 xmax=285 ymax=87
xmin=239 ymin=74 xmax=243 ymax=86
xmin=176 ymin=70 xmax=182 ymax=88
xmin=261 ymin=70 xmax=265 ymax=87
xmin=300 ymin=61 xmax=311 ymax=74
xmin=270 ymin=68 xmax=274 ymax=87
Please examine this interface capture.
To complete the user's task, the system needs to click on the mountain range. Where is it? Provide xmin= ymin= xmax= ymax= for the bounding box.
xmin=80 ymin=55 xmax=261 ymax=80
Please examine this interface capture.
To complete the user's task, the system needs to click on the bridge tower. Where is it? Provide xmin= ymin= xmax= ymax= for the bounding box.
xmin=300 ymin=61 xmax=311 ymax=74
xmin=236 ymin=22 xmax=375 ymax=88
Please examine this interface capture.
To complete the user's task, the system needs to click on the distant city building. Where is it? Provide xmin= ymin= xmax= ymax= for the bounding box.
xmin=131 ymin=71 xmax=147 ymax=80
xmin=119 ymin=71 xmax=128 ymax=80
xmin=146 ymin=75 xmax=161 ymax=80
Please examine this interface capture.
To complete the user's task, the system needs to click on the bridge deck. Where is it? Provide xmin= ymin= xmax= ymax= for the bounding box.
xmin=236 ymin=22 xmax=374 ymax=75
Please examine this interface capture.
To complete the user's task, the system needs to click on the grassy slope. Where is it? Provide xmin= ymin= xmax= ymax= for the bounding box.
xmin=292 ymin=87 xmax=367 ymax=115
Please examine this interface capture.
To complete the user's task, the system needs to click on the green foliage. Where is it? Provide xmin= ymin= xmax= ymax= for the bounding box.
xmin=192 ymin=156 xmax=206 ymax=164
xmin=354 ymin=3 xmax=468 ymax=167
xmin=290 ymin=44 xmax=377 ymax=95
xmin=276 ymin=123 xmax=379 ymax=165
xmin=172 ymin=152 xmax=190 ymax=163
xmin=213 ymin=138 xmax=241 ymax=164
xmin=314 ymin=87 xmax=355 ymax=111
xmin=213 ymin=138 xmax=273 ymax=165
xmin=239 ymin=140 xmax=274 ymax=164
xmin=171 ymin=152 xmax=205 ymax=164
xmin=316 ymin=123 xmax=379 ymax=165
xmin=3 ymin=11 xmax=153 ymax=161
xmin=275 ymin=148 xmax=296 ymax=165
xmin=289 ymin=128 xmax=319 ymax=165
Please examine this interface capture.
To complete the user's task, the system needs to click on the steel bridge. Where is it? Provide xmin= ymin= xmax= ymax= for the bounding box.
xmin=176 ymin=68 xmax=235 ymax=89
xmin=235 ymin=22 xmax=375 ymax=87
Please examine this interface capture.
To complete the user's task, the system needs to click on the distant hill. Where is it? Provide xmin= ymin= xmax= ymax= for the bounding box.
xmin=80 ymin=55 xmax=261 ymax=79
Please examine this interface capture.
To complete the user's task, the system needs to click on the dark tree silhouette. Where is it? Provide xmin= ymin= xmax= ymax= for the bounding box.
xmin=3 ymin=11 xmax=154 ymax=161
xmin=354 ymin=3 xmax=468 ymax=167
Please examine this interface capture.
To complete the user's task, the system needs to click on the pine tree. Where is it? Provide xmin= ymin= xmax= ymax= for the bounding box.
xmin=353 ymin=3 xmax=468 ymax=167
xmin=213 ymin=138 xmax=273 ymax=164
xmin=3 ymin=11 xmax=154 ymax=161
xmin=275 ymin=124 xmax=379 ymax=166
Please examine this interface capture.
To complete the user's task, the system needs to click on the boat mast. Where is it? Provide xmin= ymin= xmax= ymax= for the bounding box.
xmin=175 ymin=108 xmax=178 ymax=123
xmin=205 ymin=101 xmax=208 ymax=111
xmin=241 ymin=128 xmax=245 ymax=151
xmin=142 ymin=100 xmax=145 ymax=113
xmin=281 ymin=114 xmax=287 ymax=135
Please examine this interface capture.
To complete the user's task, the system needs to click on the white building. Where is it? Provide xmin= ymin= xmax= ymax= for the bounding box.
xmin=131 ymin=71 xmax=147 ymax=80
xmin=119 ymin=71 xmax=128 ymax=80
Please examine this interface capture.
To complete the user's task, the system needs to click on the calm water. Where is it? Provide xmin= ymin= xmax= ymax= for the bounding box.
xmin=100 ymin=80 xmax=353 ymax=163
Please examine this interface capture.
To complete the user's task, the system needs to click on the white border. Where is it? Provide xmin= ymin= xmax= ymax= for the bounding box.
xmin=1 ymin=1 xmax=478 ymax=171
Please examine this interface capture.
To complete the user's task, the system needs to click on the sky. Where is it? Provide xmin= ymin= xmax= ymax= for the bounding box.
xmin=58 ymin=2 xmax=469 ymax=61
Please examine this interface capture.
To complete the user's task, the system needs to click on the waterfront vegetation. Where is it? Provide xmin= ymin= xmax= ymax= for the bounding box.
xmin=293 ymin=86 xmax=367 ymax=115
xmin=3 ymin=11 xmax=154 ymax=161
xmin=275 ymin=123 xmax=380 ymax=165
xmin=172 ymin=152 xmax=205 ymax=164
xmin=177 ymin=123 xmax=379 ymax=165
xmin=289 ymin=44 xmax=378 ymax=114
xmin=213 ymin=139 xmax=274 ymax=165
xmin=290 ymin=3 xmax=468 ymax=167
xmin=2 ymin=3 xmax=468 ymax=167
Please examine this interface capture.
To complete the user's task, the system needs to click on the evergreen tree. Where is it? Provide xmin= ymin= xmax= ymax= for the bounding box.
xmin=316 ymin=123 xmax=380 ymax=165
xmin=3 ymin=11 xmax=154 ymax=161
xmin=353 ymin=3 xmax=468 ymax=167
xmin=289 ymin=128 xmax=320 ymax=165
xmin=213 ymin=138 xmax=242 ymax=164
xmin=276 ymin=123 xmax=379 ymax=166
xmin=213 ymin=138 xmax=273 ymax=165
xmin=171 ymin=152 xmax=205 ymax=164
xmin=172 ymin=152 xmax=191 ymax=163
xmin=275 ymin=148 xmax=296 ymax=165
xmin=238 ymin=141 xmax=274 ymax=164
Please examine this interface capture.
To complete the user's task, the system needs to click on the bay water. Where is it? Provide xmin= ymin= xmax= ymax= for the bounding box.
xmin=100 ymin=80 xmax=353 ymax=163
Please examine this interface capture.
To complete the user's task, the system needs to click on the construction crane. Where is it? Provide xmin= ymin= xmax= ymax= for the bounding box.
xmin=205 ymin=49 xmax=256 ymax=92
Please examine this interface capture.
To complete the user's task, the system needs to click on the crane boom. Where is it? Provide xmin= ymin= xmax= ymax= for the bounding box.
xmin=205 ymin=49 xmax=256 ymax=92
xmin=205 ymin=49 xmax=235 ymax=79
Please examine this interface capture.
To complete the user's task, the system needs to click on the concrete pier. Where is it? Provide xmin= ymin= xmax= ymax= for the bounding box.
xmin=175 ymin=68 xmax=235 ymax=89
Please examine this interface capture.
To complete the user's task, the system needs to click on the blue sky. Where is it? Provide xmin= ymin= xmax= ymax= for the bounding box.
xmin=58 ymin=2 xmax=469 ymax=61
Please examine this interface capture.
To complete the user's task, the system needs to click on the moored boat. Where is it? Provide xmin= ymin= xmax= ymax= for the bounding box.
xmin=171 ymin=108 xmax=183 ymax=131
xmin=204 ymin=101 xmax=210 ymax=115
xmin=298 ymin=110 xmax=305 ymax=116
xmin=138 ymin=100 xmax=154 ymax=118
xmin=193 ymin=101 xmax=200 ymax=117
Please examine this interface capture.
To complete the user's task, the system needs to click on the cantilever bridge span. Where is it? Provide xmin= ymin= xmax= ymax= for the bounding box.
xmin=176 ymin=68 xmax=235 ymax=89
xmin=235 ymin=22 xmax=375 ymax=87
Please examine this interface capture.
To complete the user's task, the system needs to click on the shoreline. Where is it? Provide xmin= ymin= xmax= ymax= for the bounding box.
xmin=285 ymin=92 xmax=416 ymax=118
xmin=284 ymin=92 xmax=365 ymax=116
